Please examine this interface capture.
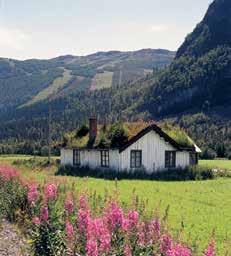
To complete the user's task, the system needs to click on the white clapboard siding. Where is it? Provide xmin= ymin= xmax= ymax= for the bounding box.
xmin=176 ymin=151 xmax=190 ymax=169
xmin=80 ymin=149 xmax=120 ymax=170
xmin=61 ymin=148 xmax=120 ymax=170
xmin=119 ymin=130 xmax=189 ymax=173
xmin=60 ymin=148 xmax=73 ymax=165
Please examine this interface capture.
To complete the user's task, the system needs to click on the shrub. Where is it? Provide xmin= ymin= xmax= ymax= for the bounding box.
xmin=56 ymin=165 xmax=214 ymax=181
xmin=201 ymin=148 xmax=217 ymax=160
xmin=13 ymin=158 xmax=54 ymax=169
xmin=76 ymin=125 xmax=89 ymax=138
xmin=108 ymin=122 xmax=129 ymax=148
xmin=0 ymin=166 xmax=28 ymax=222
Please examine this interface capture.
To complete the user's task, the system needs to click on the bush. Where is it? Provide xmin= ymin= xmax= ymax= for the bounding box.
xmin=56 ymin=164 xmax=214 ymax=181
xmin=13 ymin=158 xmax=55 ymax=169
xmin=40 ymin=146 xmax=49 ymax=157
xmin=76 ymin=125 xmax=89 ymax=138
xmin=108 ymin=122 xmax=128 ymax=148
xmin=0 ymin=166 xmax=28 ymax=222
xmin=153 ymin=165 xmax=214 ymax=181
xmin=201 ymin=148 xmax=217 ymax=160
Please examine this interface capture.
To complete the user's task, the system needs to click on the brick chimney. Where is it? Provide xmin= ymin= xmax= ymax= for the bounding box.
xmin=89 ymin=117 xmax=97 ymax=141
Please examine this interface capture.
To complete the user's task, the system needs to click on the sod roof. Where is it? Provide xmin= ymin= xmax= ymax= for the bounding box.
xmin=63 ymin=121 xmax=197 ymax=152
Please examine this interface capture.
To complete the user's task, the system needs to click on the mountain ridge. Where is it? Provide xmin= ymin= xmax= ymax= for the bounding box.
xmin=0 ymin=48 xmax=175 ymax=110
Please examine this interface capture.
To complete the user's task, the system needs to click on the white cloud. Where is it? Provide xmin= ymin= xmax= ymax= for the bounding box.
xmin=149 ymin=24 xmax=169 ymax=33
xmin=0 ymin=26 xmax=29 ymax=51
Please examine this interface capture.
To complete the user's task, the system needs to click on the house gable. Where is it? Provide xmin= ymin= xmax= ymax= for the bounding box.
xmin=119 ymin=129 xmax=178 ymax=172
xmin=119 ymin=124 xmax=196 ymax=153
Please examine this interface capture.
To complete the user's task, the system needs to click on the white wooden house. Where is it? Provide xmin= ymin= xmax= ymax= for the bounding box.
xmin=61 ymin=118 xmax=201 ymax=174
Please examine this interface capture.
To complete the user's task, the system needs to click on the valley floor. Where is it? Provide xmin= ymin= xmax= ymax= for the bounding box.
xmin=0 ymin=155 xmax=231 ymax=255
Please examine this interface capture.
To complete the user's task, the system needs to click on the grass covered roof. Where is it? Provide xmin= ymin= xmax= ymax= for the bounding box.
xmin=62 ymin=121 xmax=194 ymax=149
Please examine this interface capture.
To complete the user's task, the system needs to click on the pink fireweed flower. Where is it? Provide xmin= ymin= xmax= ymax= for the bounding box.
xmin=105 ymin=202 xmax=124 ymax=230
xmin=149 ymin=218 xmax=161 ymax=240
xmin=204 ymin=241 xmax=215 ymax=256
xmin=85 ymin=217 xmax=111 ymax=254
xmin=44 ymin=183 xmax=57 ymax=201
xmin=86 ymin=218 xmax=99 ymax=239
xmin=99 ymin=227 xmax=111 ymax=254
xmin=64 ymin=198 xmax=74 ymax=214
xmin=168 ymin=244 xmax=191 ymax=256
xmin=27 ymin=184 xmax=39 ymax=204
xmin=128 ymin=210 xmax=139 ymax=227
xmin=32 ymin=216 xmax=41 ymax=226
xmin=40 ymin=206 xmax=49 ymax=222
xmin=86 ymin=239 xmax=98 ymax=256
xmin=0 ymin=165 xmax=19 ymax=181
xmin=65 ymin=220 xmax=74 ymax=238
xmin=122 ymin=217 xmax=130 ymax=232
xmin=137 ymin=221 xmax=146 ymax=246
xmin=160 ymin=234 xmax=173 ymax=254
xmin=124 ymin=244 xmax=132 ymax=256
xmin=122 ymin=210 xmax=139 ymax=233
xmin=77 ymin=208 xmax=91 ymax=233
xmin=79 ymin=194 xmax=88 ymax=209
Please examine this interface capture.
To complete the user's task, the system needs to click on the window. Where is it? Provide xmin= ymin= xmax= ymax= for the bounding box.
xmin=130 ymin=150 xmax=142 ymax=168
xmin=189 ymin=153 xmax=198 ymax=165
xmin=165 ymin=151 xmax=176 ymax=168
xmin=101 ymin=150 xmax=109 ymax=167
xmin=73 ymin=149 xmax=80 ymax=166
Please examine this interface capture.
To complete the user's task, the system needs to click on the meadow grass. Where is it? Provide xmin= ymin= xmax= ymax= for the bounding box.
xmin=200 ymin=159 xmax=231 ymax=170
xmin=1 ymin=155 xmax=231 ymax=254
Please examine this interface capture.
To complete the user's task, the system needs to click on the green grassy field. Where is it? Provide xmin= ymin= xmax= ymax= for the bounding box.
xmin=1 ymin=155 xmax=231 ymax=254
xmin=200 ymin=159 xmax=231 ymax=170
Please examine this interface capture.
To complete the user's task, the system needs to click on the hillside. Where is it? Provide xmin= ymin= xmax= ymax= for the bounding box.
xmin=1 ymin=0 xmax=231 ymax=158
xmin=142 ymin=0 xmax=231 ymax=118
xmin=0 ymin=49 xmax=174 ymax=110
xmin=177 ymin=0 xmax=231 ymax=58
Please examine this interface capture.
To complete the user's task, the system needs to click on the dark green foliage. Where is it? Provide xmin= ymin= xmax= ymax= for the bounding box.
xmin=69 ymin=65 xmax=98 ymax=78
xmin=177 ymin=0 xmax=231 ymax=58
xmin=33 ymin=222 xmax=66 ymax=256
xmin=201 ymin=148 xmax=217 ymax=160
xmin=97 ymin=132 xmax=110 ymax=148
xmin=56 ymin=164 xmax=214 ymax=181
xmin=0 ymin=177 xmax=28 ymax=222
xmin=176 ymin=113 xmax=231 ymax=159
xmin=75 ymin=125 xmax=89 ymax=138
xmin=107 ymin=122 xmax=129 ymax=148
xmin=12 ymin=157 xmax=55 ymax=169
xmin=145 ymin=46 xmax=231 ymax=117
xmin=0 ymin=66 xmax=63 ymax=109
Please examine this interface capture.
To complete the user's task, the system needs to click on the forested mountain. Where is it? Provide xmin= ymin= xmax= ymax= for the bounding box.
xmin=177 ymin=0 xmax=231 ymax=58
xmin=141 ymin=0 xmax=231 ymax=118
xmin=1 ymin=0 xmax=231 ymax=159
xmin=0 ymin=49 xmax=174 ymax=110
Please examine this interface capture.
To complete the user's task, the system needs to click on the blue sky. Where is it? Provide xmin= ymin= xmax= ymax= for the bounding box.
xmin=0 ymin=0 xmax=212 ymax=60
